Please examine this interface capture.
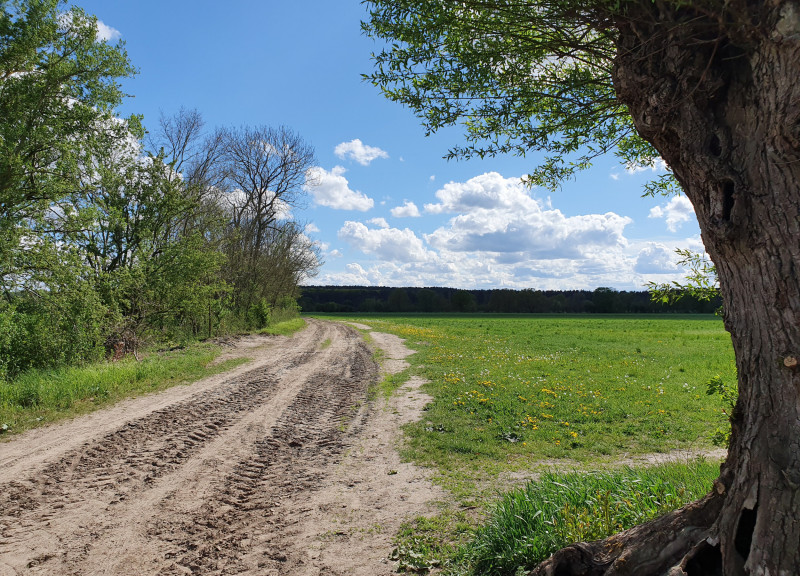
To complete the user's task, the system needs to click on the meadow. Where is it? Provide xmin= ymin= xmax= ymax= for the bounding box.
xmin=321 ymin=313 xmax=735 ymax=574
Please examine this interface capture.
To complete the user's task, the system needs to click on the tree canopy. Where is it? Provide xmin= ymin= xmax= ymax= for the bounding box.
xmin=363 ymin=0 xmax=671 ymax=191
xmin=0 ymin=0 xmax=320 ymax=379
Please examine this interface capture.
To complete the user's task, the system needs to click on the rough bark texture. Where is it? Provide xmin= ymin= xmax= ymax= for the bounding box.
xmin=535 ymin=1 xmax=800 ymax=574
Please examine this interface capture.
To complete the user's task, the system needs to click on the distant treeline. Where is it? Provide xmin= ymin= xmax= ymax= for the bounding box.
xmin=299 ymin=286 xmax=722 ymax=314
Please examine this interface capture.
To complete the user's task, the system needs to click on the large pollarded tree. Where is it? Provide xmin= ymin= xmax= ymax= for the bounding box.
xmin=365 ymin=1 xmax=800 ymax=574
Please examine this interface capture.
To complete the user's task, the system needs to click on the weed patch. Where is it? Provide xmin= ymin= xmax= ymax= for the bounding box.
xmin=0 ymin=344 xmax=247 ymax=437
xmin=257 ymin=317 xmax=306 ymax=336
xmin=455 ymin=459 xmax=718 ymax=575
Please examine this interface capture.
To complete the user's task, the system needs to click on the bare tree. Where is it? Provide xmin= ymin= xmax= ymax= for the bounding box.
xmin=218 ymin=126 xmax=318 ymax=315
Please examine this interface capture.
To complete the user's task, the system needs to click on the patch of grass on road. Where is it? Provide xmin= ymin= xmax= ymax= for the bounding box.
xmin=0 ymin=343 xmax=248 ymax=437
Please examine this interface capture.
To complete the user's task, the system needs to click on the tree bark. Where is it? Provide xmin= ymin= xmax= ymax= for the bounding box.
xmin=535 ymin=2 xmax=800 ymax=574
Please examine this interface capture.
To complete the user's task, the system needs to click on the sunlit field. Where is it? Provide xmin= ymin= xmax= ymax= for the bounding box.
xmin=320 ymin=314 xmax=734 ymax=574
xmin=323 ymin=314 xmax=734 ymax=477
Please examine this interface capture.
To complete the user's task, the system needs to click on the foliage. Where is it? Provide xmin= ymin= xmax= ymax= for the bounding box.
xmin=363 ymin=0 xmax=666 ymax=189
xmin=0 ymin=1 xmax=320 ymax=380
xmin=706 ymin=373 xmax=737 ymax=448
xmin=301 ymin=286 xmax=720 ymax=314
xmin=0 ymin=0 xmax=136 ymax=218
xmin=648 ymin=248 xmax=720 ymax=311
xmin=456 ymin=461 xmax=718 ymax=575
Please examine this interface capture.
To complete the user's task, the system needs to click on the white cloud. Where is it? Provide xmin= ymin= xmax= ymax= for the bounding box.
xmin=649 ymin=195 xmax=695 ymax=232
xmin=304 ymin=166 xmax=374 ymax=211
xmin=368 ymin=217 xmax=390 ymax=229
xmin=391 ymin=200 xmax=421 ymax=218
xmin=316 ymin=263 xmax=371 ymax=285
xmin=96 ymin=20 xmax=121 ymax=42
xmin=626 ymin=157 xmax=669 ymax=174
xmin=317 ymin=172 xmax=706 ymax=290
xmin=424 ymin=172 xmax=630 ymax=260
xmin=334 ymin=139 xmax=389 ymax=166
xmin=424 ymin=172 xmax=530 ymax=214
xmin=338 ymin=221 xmax=434 ymax=263
xmin=634 ymin=243 xmax=679 ymax=274
xmin=305 ymin=223 xmax=320 ymax=234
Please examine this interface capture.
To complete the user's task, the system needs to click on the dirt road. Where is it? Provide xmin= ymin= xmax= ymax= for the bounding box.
xmin=0 ymin=320 xmax=443 ymax=575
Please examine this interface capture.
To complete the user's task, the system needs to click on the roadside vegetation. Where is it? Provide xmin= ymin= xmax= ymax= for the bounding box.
xmin=457 ymin=461 xmax=718 ymax=575
xmin=0 ymin=317 xmax=307 ymax=438
xmin=0 ymin=342 xmax=242 ymax=437
xmin=320 ymin=314 xmax=733 ymax=574
xmin=1 ymin=1 xmax=320 ymax=387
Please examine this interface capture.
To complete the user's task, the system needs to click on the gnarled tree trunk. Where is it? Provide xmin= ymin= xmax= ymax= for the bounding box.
xmin=535 ymin=2 xmax=800 ymax=574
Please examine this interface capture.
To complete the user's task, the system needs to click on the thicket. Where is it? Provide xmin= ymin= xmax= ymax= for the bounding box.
xmin=0 ymin=1 xmax=319 ymax=381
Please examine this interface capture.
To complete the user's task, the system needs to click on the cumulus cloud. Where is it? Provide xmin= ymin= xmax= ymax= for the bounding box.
xmin=424 ymin=172 xmax=631 ymax=260
xmin=634 ymin=243 xmax=679 ymax=274
xmin=305 ymin=223 xmax=320 ymax=234
xmin=318 ymin=172 xmax=701 ymax=290
xmin=334 ymin=139 xmax=389 ymax=166
xmin=391 ymin=200 xmax=421 ymax=218
xmin=626 ymin=157 xmax=669 ymax=174
xmin=649 ymin=195 xmax=695 ymax=232
xmin=424 ymin=172 xmax=530 ymax=214
xmin=338 ymin=221 xmax=433 ymax=263
xmin=96 ymin=20 xmax=121 ymax=42
xmin=368 ymin=217 xmax=390 ymax=229
xmin=304 ymin=166 xmax=374 ymax=211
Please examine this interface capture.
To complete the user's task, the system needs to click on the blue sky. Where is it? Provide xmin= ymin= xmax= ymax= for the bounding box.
xmin=76 ymin=0 xmax=702 ymax=290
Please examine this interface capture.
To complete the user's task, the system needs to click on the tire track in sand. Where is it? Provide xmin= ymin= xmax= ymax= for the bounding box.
xmin=0 ymin=320 xmax=377 ymax=576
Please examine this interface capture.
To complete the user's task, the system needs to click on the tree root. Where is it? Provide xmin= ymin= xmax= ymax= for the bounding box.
xmin=531 ymin=492 xmax=725 ymax=576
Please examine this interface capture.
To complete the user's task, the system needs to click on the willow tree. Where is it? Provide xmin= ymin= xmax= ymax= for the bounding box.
xmin=365 ymin=1 xmax=800 ymax=574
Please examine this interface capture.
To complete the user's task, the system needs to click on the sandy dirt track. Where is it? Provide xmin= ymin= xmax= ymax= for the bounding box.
xmin=0 ymin=319 xmax=443 ymax=575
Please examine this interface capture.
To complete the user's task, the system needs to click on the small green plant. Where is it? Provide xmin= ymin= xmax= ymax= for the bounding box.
xmin=458 ymin=460 xmax=718 ymax=575
xmin=706 ymin=373 xmax=738 ymax=447
xmin=391 ymin=512 xmax=473 ymax=574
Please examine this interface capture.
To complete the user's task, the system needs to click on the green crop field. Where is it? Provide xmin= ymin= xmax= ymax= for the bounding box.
xmin=328 ymin=315 xmax=734 ymax=472
xmin=320 ymin=314 xmax=735 ymax=574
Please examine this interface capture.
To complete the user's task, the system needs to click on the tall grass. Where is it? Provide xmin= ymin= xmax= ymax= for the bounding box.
xmin=0 ymin=343 xmax=247 ymax=436
xmin=258 ymin=317 xmax=306 ymax=336
xmin=456 ymin=459 xmax=719 ymax=575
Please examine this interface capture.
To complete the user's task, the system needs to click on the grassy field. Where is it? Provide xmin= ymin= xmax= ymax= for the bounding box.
xmin=320 ymin=313 xmax=734 ymax=574
xmin=0 ymin=319 xmax=307 ymax=437
xmin=326 ymin=315 xmax=733 ymax=474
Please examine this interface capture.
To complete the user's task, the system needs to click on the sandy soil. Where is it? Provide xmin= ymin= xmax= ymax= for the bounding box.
xmin=0 ymin=319 xmax=443 ymax=575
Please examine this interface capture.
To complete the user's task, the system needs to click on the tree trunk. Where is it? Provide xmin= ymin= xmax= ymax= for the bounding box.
xmin=535 ymin=2 xmax=800 ymax=574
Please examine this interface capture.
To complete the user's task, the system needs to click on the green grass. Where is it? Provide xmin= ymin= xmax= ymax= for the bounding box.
xmin=258 ymin=317 xmax=307 ymax=336
xmin=321 ymin=315 xmax=733 ymax=479
xmin=454 ymin=459 xmax=718 ymax=575
xmin=317 ymin=314 xmax=732 ymax=573
xmin=0 ymin=343 xmax=248 ymax=437
xmin=391 ymin=509 xmax=476 ymax=574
